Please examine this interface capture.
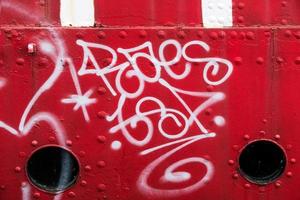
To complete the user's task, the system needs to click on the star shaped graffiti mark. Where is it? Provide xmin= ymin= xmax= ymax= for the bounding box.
xmin=61 ymin=89 xmax=97 ymax=122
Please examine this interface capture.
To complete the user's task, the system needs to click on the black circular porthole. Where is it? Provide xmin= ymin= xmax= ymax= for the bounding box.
xmin=26 ymin=146 xmax=79 ymax=193
xmin=238 ymin=140 xmax=286 ymax=185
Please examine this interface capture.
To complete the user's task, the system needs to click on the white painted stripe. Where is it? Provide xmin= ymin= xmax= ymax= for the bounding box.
xmin=60 ymin=0 xmax=95 ymax=27
xmin=202 ymin=0 xmax=233 ymax=28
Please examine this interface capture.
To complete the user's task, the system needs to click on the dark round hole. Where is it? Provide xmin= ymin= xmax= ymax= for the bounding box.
xmin=26 ymin=146 xmax=79 ymax=193
xmin=238 ymin=140 xmax=286 ymax=185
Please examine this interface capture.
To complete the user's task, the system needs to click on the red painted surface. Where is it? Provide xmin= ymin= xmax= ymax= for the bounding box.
xmin=1 ymin=1 xmax=300 ymax=200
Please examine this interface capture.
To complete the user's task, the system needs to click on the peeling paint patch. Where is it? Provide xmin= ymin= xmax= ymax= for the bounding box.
xmin=60 ymin=0 xmax=95 ymax=27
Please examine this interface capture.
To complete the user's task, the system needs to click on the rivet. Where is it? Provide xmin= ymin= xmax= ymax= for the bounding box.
xmin=286 ymin=171 xmax=293 ymax=177
xmin=264 ymin=31 xmax=271 ymax=38
xmin=31 ymin=140 xmax=38 ymax=147
xmin=75 ymin=135 xmax=80 ymax=139
xmin=39 ymin=0 xmax=45 ymax=6
xmin=97 ymin=184 xmax=106 ymax=192
xmin=28 ymin=43 xmax=37 ymax=54
xmin=284 ymin=30 xmax=292 ymax=38
xmin=281 ymin=1 xmax=287 ymax=7
xmin=232 ymin=145 xmax=240 ymax=150
xmin=274 ymin=134 xmax=281 ymax=140
xmin=119 ymin=31 xmax=128 ymax=39
xmin=243 ymin=134 xmax=250 ymax=140
xmin=139 ymin=30 xmax=147 ymax=38
xmin=0 ymin=185 xmax=5 ymax=190
xmin=207 ymin=3 xmax=214 ymax=9
xmin=103 ymin=58 xmax=112 ymax=66
xmin=177 ymin=31 xmax=186 ymax=39
xmin=281 ymin=19 xmax=288 ymax=25
xmin=67 ymin=191 xmax=76 ymax=198
xmin=84 ymin=165 xmax=92 ymax=172
xmin=262 ymin=119 xmax=268 ymax=124
xmin=290 ymin=158 xmax=297 ymax=164
xmin=197 ymin=30 xmax=204 ymax=38
xmin=294 ymin=31 xmax=300 ymax=39
xmin=295 ymin=57 xmax=300 ymax=65
xmin=38 ymin=58 xmax=48 ymax=67
xmin=239 ymin=32 xmax=246 ymax=40
xmin=276 ymin=57 xmax=284 ymax=64
xmin=228 ymin=159 xmax=235 ymax=165
xmin=218 ymin=31 xmax=226 ymax=39
xmin=244 ymin=183 xmax=251 ymax=189
xmin=230 ymin=31 xmax=238 ymax=38
xmin=14 ymin=166 xmax=21 ymax=173
xmin=16 ymin=58 xmax=25 ymax=65
xmin=259 ymin=130 xmax=266 ymax=136
xmin=209 ymin=16 xmax=216 ymax=23
xmin=66 ymin=140 xmax=73 ymax=146
xmin=157 ymin=30 xmax=166 ymax=39
xmin=246 ymin=32 xmax=255 ymax=40
xmin=76 ymin=32 xmax=84 ymax=39
xmin=33 ymin=192 xmax=41 ymax=199
xmin=97 ymin=161 xmax=106 ymax=168
xmin=232 ymin=173 xmax=239 ymax=179
xmin=217 ymin=3 xmax=224 ymax=10
xmin=3 ymin=28 xmax=11 ymax=34
xmin=164 ymin=22 xmax=175 ymax=26
xmin=80 ymin=180 xmax=87 ymax=187
xmin=204 ymin=108 xmax=212 ymax=116
xmin=97 ymin=31 xmax=106 ymax=39
xmin=206 ymin=85 xmax=214 ymax=92
xmin=275 ymin=181 xmax=281 ymax=188
xmin=234 ymin=57 xmax=243 ymax=65
xmin=48 ymin=136 xmax=56 ymax=142
xmin=237 ymin=2 xmax=245 ymax=9
xmin=237 ymin=16 xmax=245 ymax=23
xmin=19 ymin=152 xmax=26 ymax=158
xmin=97 ymin=87 xmax=106 ymax=95
xmin=103 ymin=195 xmax=108 ymax=200
xmin=97 ymin=135 xmax=106 ymax=143
xmin=79 ymin=151 xmax=86 ymax=157
xmin=97 ymin=111 xmax=107 ymax=119
xmin=11 ymin=30 xmax=18 ymax=37
xmin=209 ymin=32 xmax=218 ymax=40
xmin=286 ymin=144 xmax=293 ymax=150
xmin=256 ymin=57 xmax=264 ymax=65
xmin=259 ymin=186 xmax=266 ymax=193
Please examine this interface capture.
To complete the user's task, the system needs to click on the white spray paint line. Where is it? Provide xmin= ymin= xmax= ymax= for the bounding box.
xmin=0 ymin=77 xmax=6 ymax=89
xmin=202 ymin=0 xmax=233 ymax=28
xmin=53 ymin=193 xmax=63 ymax=200
xmin=0 ymin=121 xmax=18 ymax=136
xmin=60 ymin=0 xmax=95 ymax=27
xmin=21 ymin=182 xmax=31 ymax=200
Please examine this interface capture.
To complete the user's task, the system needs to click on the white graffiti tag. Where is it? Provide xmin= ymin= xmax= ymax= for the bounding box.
xmin=76 ymin=39 xmax=233 ymax=197
xmin=0 ymin=2 xmax=233 ymax=196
